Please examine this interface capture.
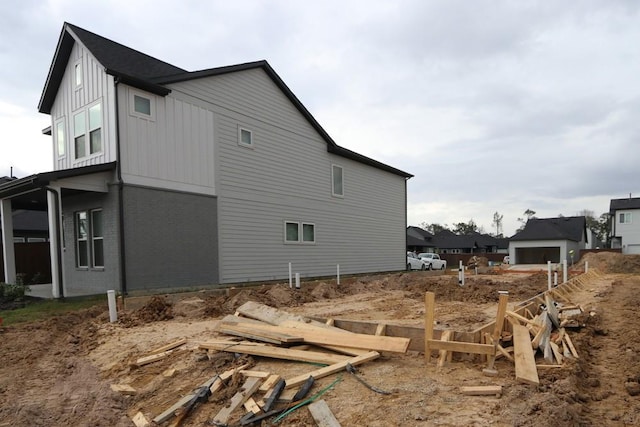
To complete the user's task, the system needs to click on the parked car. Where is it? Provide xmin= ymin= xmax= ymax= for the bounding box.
xmin=407 ymin=251 xmax=427 ymax=271
xmin=418 ymin=253 xmax=447 ymax=270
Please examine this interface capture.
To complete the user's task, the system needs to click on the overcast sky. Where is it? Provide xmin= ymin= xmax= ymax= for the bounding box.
xmin=1 ymin=0 xmax=639 ymax=236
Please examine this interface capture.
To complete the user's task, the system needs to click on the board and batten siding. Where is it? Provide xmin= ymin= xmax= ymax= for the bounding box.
xmin=50 ymin=42 xmax=116 ymax=171
xmin=117 ymin=85 xmax=216 ymax=194
xmin=168 ymin=68 xmax=407 ymax=283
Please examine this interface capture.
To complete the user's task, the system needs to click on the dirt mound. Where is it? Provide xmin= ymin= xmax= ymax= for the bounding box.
xmin=578 ymin=252 xmax=640 ymax=274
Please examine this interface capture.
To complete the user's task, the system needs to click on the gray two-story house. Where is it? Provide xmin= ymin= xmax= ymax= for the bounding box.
xmin=610 ymin=197 xmax=640 ymax=254
xmin=0 ymin=23 xmax=412 ymax=297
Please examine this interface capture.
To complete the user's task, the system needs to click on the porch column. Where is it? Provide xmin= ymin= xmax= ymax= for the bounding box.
xmin=47 ymin=190 xmax=62 ymax=298
xmin=1 ymin=198 xmax=16 ymax=284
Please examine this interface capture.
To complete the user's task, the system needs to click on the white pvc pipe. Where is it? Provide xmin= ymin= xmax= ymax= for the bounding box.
xmin=585 ymin=261 xmax=589 ymax=273
xmin=289 ymin=262 xmax=292 ymax=288
xmin=554 ymin=272 xmax=558 ymax=287
xmin=295 ymin=273 xmax=300 ymax=289
xmin=337 ymin=264 xmax=340 ymax=285
xmin=547 ymin=261 xmax=552 ymax=291
xmin=563 ymin=259 xmax=568 ymax=283
xmin=107 ymin=290 xmax=118 ymax=322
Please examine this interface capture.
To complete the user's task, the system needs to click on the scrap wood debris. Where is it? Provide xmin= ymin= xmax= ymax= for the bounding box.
xmin=127 ymin=301 xmax=402 ymax=426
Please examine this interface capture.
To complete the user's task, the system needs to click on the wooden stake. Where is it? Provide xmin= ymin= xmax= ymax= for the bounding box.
xmin=425 ymin=292 xmax=435 ymax=362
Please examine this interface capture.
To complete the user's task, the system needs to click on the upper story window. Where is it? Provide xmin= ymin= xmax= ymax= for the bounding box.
xmin=73 ymin=102 xmax=102 ymax=159
xmin=238 ymin=126 xmax=253 ymax=148
xmin=620 ymin=212 xmax=632 ymax=224
xmin=332 ymin=164 xmax=343 ymax=197
xmin=55 ymin=120 xmax=66 ymax=158
xmin=74 ymin=62 xmax=82 ymax=88
xmin=129 ymin=90 xmax=155 ymax=120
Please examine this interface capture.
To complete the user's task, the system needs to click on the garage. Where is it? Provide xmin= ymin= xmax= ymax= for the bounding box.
xmin=515 ymin=246 xmax=561 ymax=264
xmin=627 ymin=244 xmax=640 ymax=255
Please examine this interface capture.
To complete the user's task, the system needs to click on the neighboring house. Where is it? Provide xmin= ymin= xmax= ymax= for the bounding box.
xmin=508 ymin=216 xmax=587 ymax=264
xmin=610 ymin=197 xmax=640 ymax=254
xmin=406 ymin=226 xmax=436 ymax=253
xmin=431 ymin=230 xmax=503 ymax=254
xmin=0 ymin=23 xmax=412 ymax=297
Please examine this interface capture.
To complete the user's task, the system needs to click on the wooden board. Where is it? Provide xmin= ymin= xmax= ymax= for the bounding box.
xmin=212 ymin=377 xmax=262 ymax=425
xmin=426 ymin=340 xmax=495 ymax=355
xmin=513 ymin=324 xmax=540 ymax=385
xmin=425 ymin=292 xmax=435 ymax=360
xmin=110 ymin=384 xmax=136 ymax=395
xmin=148 ymin=338 xmax=187 ymax=355
xmin=221 ymin=321 xmax=410 ymax=353
xmin=285 ymin=351 xmax=380 ymax=388
xmin=236 ymin=301 xmax=315 ymax=325
xmin=273 ymin=320 xmax=368 ymax=356
xmin=243 ymin=397 xmax=262 ymax=415
xmin=133 ymin=349 xmax=176 ymax=367
xmin=131 ymin=411 xmax=150 ymax=427
xmin=217 ymin=322 xmax=304 ymax=344
xmin=437 ymin=330 xmax=453 ymax=367
xmin=308 ymin=399 xmax=342 ymax=427
xmin=259 ymin=374 xmax=281 ymax=392
xmin=460 ymin=386 xmax=502 ymax=397
xmin=199 ymin=342 xmax=349 ymax=365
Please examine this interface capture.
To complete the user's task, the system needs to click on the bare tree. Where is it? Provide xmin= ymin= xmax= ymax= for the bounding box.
xmin=492 ymin=211 xmax=504 ymax=237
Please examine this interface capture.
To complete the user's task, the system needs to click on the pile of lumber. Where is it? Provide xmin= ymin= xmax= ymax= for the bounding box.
xmin=127 ymin=301 xmax=409 ymax=426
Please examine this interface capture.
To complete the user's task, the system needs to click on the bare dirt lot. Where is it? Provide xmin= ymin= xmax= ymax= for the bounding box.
xmin=1 ymin=252 xmax=639 ymax=426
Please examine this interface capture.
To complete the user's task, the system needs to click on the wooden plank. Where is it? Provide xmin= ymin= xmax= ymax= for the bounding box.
xmin=199 ymin=342 xmax=349 ymax=365
xmin=563 ymin=333 xmax=579 ymax=358
xmin=425 ymin=292 xmax=435 ymax=360
xmin=243 ymin=397 xmax=262 ymax=415
xmin=148 ymin=338 xmax=187 ymax=355
xmin=217 ymin=322 xmax=304 ymax=344
xmin=275 ymin=321 xmax=368 ymax=356
xmin=240 ymin=370 xmax=271 ymax=379
xmin=513 ymin=324 xmax=539 ymax=385
xmin=505 ymin=311 xmax=541 ymax=329
xmin=426 ymin=340 xmax=495 ymax=355
xmin=212 ymin=377 xmax=262 ymax=426
xmin=236 ymin=301 xmax=314 ymax=325
xmin=545 ymin=294 xmax=560 ymax=328
xmin=133 ymin=349 xmax=176 ymax=367
xmin=131 ymin=411 xmax=150 ymax=427
xmin=495 ymin=345 xmax=514 ymax=362
xmin=375 ymin=323 xmax=386 ymax=336
xmin=486 ymin=293 xmax=509 ymax=369
xmin=110 ymin=384 xmax=136 ymax=395
xmin=259 ymin=374 xmax=281 ymax=392
xmin=308 ymin=399 xmax=342 ymax=427
xmin=223 ymin=321 xmax=410 ymax=353
xmin=460 ymin=386 xmax=502 ymax=397
xmin=285 ymin=351 xmax=380 ymax=388
xmin=325 ymin=318 xmax=335 ymax=326
xmin=550 ymin=341 xmax=563 ymax=365
xmin=437 ymin=330 xmax=453 ymax=367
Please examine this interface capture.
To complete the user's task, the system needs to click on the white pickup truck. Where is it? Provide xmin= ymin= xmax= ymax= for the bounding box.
xmin=418 ymin=253 xmax=447 ymax=270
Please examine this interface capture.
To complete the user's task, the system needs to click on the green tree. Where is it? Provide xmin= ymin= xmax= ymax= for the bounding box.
xmin=516 ymin=209 xmax=536 ymax=232
xmin=453 ymin=219 xmax=479 ymax=235
xmin=419 ymin=222 xmax=450 ymax=234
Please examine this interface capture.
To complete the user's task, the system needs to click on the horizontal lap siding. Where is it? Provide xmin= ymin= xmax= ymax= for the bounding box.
xmin=168 ymin=69 xmax=405 ymax=283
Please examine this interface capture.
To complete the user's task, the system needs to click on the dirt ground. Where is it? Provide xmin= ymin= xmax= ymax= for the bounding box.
xmin=1 ymin=252 xmax=639 ymax=426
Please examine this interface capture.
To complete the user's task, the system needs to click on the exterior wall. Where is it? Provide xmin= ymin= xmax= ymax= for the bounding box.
xmin=50 ymin=42 xmax=117 ymax=170
xmin=612 ymin=209 xmax=640 ymax=253
xmin=117 ymin=85 xmax=216 ymax=195
xmin=61 ymin=188 xmax=120 ymax=296
xmin=168 ymin=68 xmax=407 ymax=283
xmin=122 ymin=185 xmax=218 ymax=290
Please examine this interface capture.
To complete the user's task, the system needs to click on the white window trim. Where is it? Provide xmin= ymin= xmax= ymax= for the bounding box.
xmin=284 ymin=221 xmax=316 ymax=245
xmin=301 ymin=222 xmax=316 ymax=244
xmin=331 ymin=164 xmax=344 ymax=198
xmin=76 ymin=211 xmax=89 ymax=268
xmin=620 ymin=212 xmax=632 ymax=224
xmin=74 ymin=60 xmax=83 ymax=89
xmin=238 ymin=126 xmax=254 ymax=149
xmin=91 ymin=209 xmax=104 ymax=269
xmin=55 ymin=119 xmax=66 ymax=159
xmin=129 ymin=90 xmax=156 ymax=121
xmin=72 ymin=99 xmax=103 ymax=161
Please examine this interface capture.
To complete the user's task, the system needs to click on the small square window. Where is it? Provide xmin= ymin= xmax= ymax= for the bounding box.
xmin=285 ymin=222 xmax=299 ymax=242
xmin=620 ymin=213 xmax=632 ymax=224
xmin=302 ymin=223 xmax=315 ymax=243
xmin=134 ymin=95 xmax=151 ymax=115
xmin=239 ymin=127 xmax=253 ymax=147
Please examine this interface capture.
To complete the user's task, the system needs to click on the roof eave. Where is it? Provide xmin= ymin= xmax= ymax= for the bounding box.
xmin=38 ymin=26 xmax=75 ymax=114
xmin=108 ymin=70 xmax=171 ymax=96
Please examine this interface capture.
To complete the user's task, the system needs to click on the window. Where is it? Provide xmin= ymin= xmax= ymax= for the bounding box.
xmin=76 ymin=211 xmax=88 ymax=267
xmin=55 ymin=120 xmax=65 ymax=157
xmin=620 ymin=212 xmax=632 ymax=224
xmin=129 ymin=91 xmax=155 ymax=119
xmin=73 ymin=102 xmax=102 ymax=159
xmin=75 ymin=208 xmax=103 ymax=269
xmin=332 ymin=165 xmax=343 ymax=197
xmin=74 ymin=62 xmax=82 ymax=87
xmin=13 ymin=237 xmax=25 ymax=243
xmin=91 ymin=209 xmax=104 ymax=267
xmin=27 ymin=238 xmax=47 ymax=243
xmin=284 ymin=221 xmax=315 ymax=244
xmin=238 ymin=126 xmax=253 ymax=148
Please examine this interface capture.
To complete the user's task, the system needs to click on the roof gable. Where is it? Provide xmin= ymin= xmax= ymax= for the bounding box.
xmin=39 ymin=23 xmax=185 ymax=114
xmin=510 ymin=216 xmax=586 ymax=242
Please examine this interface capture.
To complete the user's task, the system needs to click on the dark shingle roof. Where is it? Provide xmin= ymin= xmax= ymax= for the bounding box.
xmin=510 ymin=216 xmax=586 ymax=242
xmin=38 ymin=24 xmax=412 ymax=179
xmin=610 ymin=197 xmax=640 ymax=213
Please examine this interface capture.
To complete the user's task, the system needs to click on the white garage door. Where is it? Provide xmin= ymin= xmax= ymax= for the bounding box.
xmin=627 ymin=245 xmax=640 ymax=254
